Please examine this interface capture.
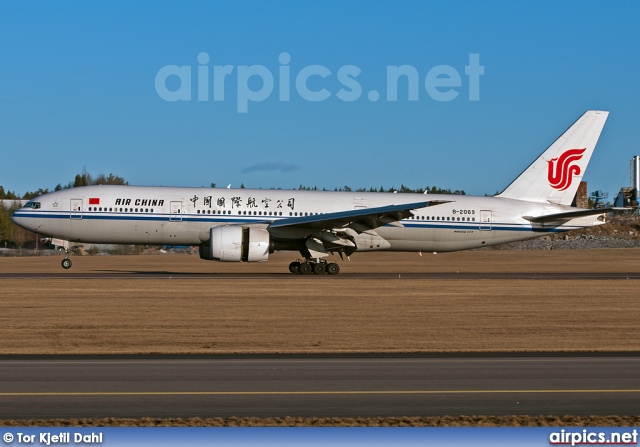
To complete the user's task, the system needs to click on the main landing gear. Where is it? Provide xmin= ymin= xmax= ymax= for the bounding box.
xmin=289 ymin=260 xmax=340 ymax=275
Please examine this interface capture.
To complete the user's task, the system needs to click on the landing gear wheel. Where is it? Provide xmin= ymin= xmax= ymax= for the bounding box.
xmin=326 ymin=263 xmax=340 ymax=275
xmin=312 ymin=262 xmax=326 ymax=275
xmin=61 ymin=258 xmax=72 ymax=269
xmin=298 ymin=262 xmax=313 ymax=275
xmin=289 ymin=261 xmax=301 ymax=274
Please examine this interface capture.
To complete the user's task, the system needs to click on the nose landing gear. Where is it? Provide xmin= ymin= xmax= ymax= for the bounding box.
xmin=61 ymin=249 xmax=72 ymax=269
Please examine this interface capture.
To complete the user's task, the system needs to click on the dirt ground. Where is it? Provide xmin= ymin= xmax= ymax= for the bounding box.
xmin=2 ymin=416 xmax=640 ymax=427
xmin=1 ymin=249 xmax=639 ymax=354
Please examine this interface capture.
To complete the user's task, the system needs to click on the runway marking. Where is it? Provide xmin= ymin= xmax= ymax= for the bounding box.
xmin=2 ymin=389 xmax=640 ymax=396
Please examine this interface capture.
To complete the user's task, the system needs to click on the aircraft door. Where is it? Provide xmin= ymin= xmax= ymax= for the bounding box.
xmin=479 ymin=210 xmax=492 ymax=230
xmin=170 ymin=201 xmax=183 ymax=222
xmin=70 ymin=199 xmax=83 ymax=220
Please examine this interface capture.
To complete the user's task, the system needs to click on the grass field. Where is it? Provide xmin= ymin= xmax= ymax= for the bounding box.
xmin=1 ymin=249 xmax=639 ymax=354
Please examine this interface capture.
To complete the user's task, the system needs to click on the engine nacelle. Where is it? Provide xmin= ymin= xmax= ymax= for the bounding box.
xmin=199 ymin=226 xmax=270 ymax=262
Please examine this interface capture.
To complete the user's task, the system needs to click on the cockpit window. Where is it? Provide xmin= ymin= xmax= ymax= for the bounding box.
xmin=23 ymin=202 xmax=41 ymax=209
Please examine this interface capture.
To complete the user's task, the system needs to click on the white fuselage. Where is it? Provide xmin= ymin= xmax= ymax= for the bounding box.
xmin=12 ymin=185 xmax=603 ymax=253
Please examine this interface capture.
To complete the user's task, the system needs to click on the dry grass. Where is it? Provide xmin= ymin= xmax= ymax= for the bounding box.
xmin=1 ymin=249 xmax=640 ymax=354
xmin=3 ymin=247 xmax=640 ymax=274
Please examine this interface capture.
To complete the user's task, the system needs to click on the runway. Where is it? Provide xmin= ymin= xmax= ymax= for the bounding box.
xmin=2 ymin=355 xmax=639 ymax=418
xmin=2 ymin=272 xmax=640 ymax=280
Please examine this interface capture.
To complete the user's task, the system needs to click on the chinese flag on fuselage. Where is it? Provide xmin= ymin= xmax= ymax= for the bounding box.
xmin=89 ymin=198 xmax=100 ymax=205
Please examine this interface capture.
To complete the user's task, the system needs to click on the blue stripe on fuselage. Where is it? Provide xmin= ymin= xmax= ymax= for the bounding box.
xmin=12 ymin=210 xmax=584 ymax=234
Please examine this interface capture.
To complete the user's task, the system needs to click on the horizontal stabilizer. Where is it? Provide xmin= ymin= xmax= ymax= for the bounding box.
xmin=522 ymin=208 xmax=624 ymax=223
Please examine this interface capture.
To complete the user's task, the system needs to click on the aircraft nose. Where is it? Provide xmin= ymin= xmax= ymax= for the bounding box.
xmin=11 ymin=212 xmax=23 ymax=227
xmin=11 ymin=211 xmax=36 ymax=232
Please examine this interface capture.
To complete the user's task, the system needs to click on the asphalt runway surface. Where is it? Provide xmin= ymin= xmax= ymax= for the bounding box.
xmin=1 ymin=355 xmax=639 ymax=418
xmin=2 ymin=272 xmax=640 ymax=280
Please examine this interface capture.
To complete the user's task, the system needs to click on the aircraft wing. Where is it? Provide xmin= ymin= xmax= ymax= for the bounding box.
xmin=522 ymin=208 xmax=624 ymax=223
xmin=268 ymin=200 xmax=448 ymax=234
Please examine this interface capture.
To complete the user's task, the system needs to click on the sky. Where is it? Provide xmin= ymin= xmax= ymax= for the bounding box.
xmin=1 ymin=1 xmax=639 ymax=198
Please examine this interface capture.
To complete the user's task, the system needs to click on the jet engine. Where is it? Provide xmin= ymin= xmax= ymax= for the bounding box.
xmin=199 ymin=225 xmax=270 ymax=262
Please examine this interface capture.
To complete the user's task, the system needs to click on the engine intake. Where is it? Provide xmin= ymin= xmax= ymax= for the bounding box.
xmin=199 ymin=226 xmax=270 ymax=262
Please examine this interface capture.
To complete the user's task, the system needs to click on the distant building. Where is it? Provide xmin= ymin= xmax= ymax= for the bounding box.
xmin=613 ymin=156 xmax=640 ymax=211
xmin=571 ymin=181 xmax=589 ymax=209
xmin=0 ymin=199 xmax=27 ymax=209
xmin=614 ymin=187 xmax=638 ymax=208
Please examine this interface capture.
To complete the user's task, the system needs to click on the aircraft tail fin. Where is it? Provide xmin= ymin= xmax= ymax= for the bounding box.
xmin=496 ymin=110 xmax=609 ymax=206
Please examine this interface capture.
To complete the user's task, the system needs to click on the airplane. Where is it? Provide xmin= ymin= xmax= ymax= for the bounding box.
xmin=13 ymin=110 xmax=613 ymax=274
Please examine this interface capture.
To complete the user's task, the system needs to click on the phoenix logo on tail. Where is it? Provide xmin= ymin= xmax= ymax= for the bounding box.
xmin=547 ymin=148 xmax=586 ymax=191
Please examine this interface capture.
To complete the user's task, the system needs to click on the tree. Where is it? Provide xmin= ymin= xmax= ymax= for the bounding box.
xmin=0 ymin=186 xmax=19 ymax=200
xmin=93 ymin=173 xmax=127 ymax=185
xmin=8 ymin=202 xmax=29 ymax=249
xmin=23 ymin=188 xmax=50 ymax=200
xmin=0 ymin=201 xmax=11 ymax=243
xmin=73 ymin=173 xmax=90 ymax=187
